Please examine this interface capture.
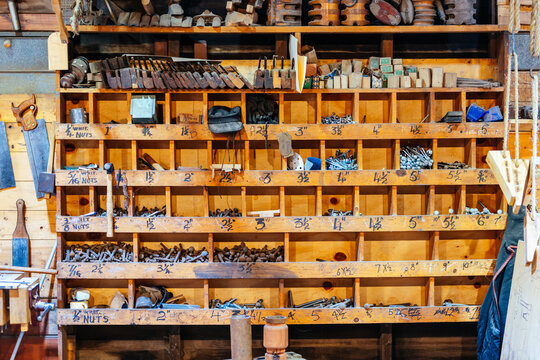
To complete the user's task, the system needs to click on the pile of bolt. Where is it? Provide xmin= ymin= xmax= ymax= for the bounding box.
xmin=466 ymin=201 xmax=502 ymax=215
xmin=400 ymin=146 xmax=433 ymax=169
xmin=292 ymin=296 xmax=353 ymax=309
xmin=326 ymin=150 xmax=358 ymax=170
xmin=134 ymin=206 xmax=166 ymax=217
xmin=64 ymin=242 xmax=133 ymax=262
xmin=91 ymin=207 xmax=128 ymax=217
xmin=324 ymin=209 xmax=354 ymax=216
xmin=363 ymin=302 xmax=416 ymax=308
xmin=321 ymin=113 xmax=354 ymax=124
xmin=210 ymin=298 xmax=265 ymax=309
xmin=140 ymin=243 xmax=209 ymax=263
xmin=214 ymin=243 xmax=284 ymax=262
xmin=438 ymin=161 xmax=470 ymax=169
xmin=209 ymin=208 xmax=241 ymax=217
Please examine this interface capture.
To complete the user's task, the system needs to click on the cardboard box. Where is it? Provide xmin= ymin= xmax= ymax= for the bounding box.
xmin=381 ymin=65 xmax=394 ymax=73
xmin=380 ymin=57 xmax=392 ymax=65
xmin=393 ymin=58 xmax=403 ymax=65
xmin=369 ymin=57 xmax=380 ymax=69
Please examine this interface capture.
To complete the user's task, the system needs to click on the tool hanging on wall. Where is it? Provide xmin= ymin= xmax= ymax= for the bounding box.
xmin=12 ymin=199 xmax=29 ymax=267
xmin=0 ymin=121 xmax=15 ymax=190
xmin=487 ymin=8 xmax=529 ymax=213
xmin=308 ymin=0 xmax=340 ymax=26
xmin=341 ymin=0 xmax=370 ymax=26
xmin=11 ymin=95 xmax=50 ymax=199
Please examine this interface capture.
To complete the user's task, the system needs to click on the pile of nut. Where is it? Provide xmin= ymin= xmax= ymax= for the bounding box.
xmin=210 ymin=298 xmax=265 ymax=309
xmin=400 ymin=146 xmax=433 ymax=170
xmin=321 ymin=113 xmax=354 ymax=124
xmin=214 ymin=243 xmax=284 ymax=262
xmin=64 ymin=242 xmax=134 ymax=262
xmin=140 ymin=243 xmax=209 ymax=263
xmin=93 ymin=207 xmax=128 ymax=217
xmin=326 ymin=150 xmax=358 ymax=170
xmin=134 ymin=206 xmax=166 ymax=217
xmin=209 ymin=208 xmax=241 ymax=217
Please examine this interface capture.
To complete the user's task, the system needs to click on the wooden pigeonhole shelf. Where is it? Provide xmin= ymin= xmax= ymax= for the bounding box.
xmin=55 ymin=65 xmax=506 ymax=332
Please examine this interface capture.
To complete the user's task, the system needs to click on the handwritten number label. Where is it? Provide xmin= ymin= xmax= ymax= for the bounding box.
xmin=221 ymin=218 xmax=235 ymax=231
xmin=331 ymin=125 xmax=344 ymax=136
xmin=408 ymin=216 xmax=418 ymax=229
xmin=446 ymin=124 xmax=454 ymax=133
xmin=294 ymin=217 xmax=310 ymax=230
xmin=410 ymin=124 xmax=421 ymax=135
xmin=239 ymin=263 xmax=254 ymax=275
xmin=372 ymin=125 xmax=382 ymax=135
xmin=63 ymin=218 xmax=70 ymax=232
xmin=91 ymin=264 xmax=104 ymax=274
xmin=297 ymin=171 xmax=310 ymax=184
xmin=481 ymin=124 xmax=488 ymax=135
xmin=145 ymin=172 xmax=155 ymax=184
xmin=157 ymin=311 xmax=166 ymax=321
xmin=336 ymin=266 xmax=353 ymax=276
xmin=261 ymin=172 xmax=272 ymax=184
xmin=477 ymin=170 xmax=487 ymax=183
xmin=494 ymin=215 xmax=502 ymax=224
xmin=295 ymin=126 xmax=307 ymax=137
xmin=211 ymin=310 xmax=222 ymax=322
xmin=442 ymin=216 xmax=456 ymax=230
xmin=146 ymin=218 xmax=156 ymax=231
xmin=331 ymin=309 xmax=347 ymax=320
xmin=333 ymin=217 xmax=344 ymax=231
xmin=374 ymin=171 xmax=389 ymax=184
xmin=337 ymin=171 xmax=348 ymax=184
xmin=311 ymin=310 xmax=321 ymax=321
xmin=376 ymin=263 xmax=392 ymax=273
xmin=409 ymin=170 xmax=420 ymax=182
xmin=369 ymin=217 xmax=383 ymax=231
xmin=447 ymin=170 xmax=462 ymax=182
xmin=68 ymin=171 xmax=79 ymax=185
xmin=183 ymin=218 xmax=193 ymax=231
xmin=255 ymin=218 xmax=266 ymax=231
xmin=157 ymin=263 xmax=173 ymax=274
xmin=68 ymin=264 xmax=81 ymax=277
xmin=477 ymin=215 xmax=486 ymax=226
xmin=142 ymin=126 xmax=152 ymax=137
xmin=183 ymin=173 xmax=193 ymax=182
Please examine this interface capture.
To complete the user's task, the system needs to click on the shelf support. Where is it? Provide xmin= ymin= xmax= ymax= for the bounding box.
xmin=128 ymin=280 xmax=135 ymax=308
xmin=381 ymin=34 xmax=393 ymax=58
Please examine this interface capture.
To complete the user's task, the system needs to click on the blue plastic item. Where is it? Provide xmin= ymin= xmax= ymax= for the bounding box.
xmin=305 ymin=157 xmax=322 ymax=170
xmin=482 ymin=106 xmax=503 ymax=122
xmin=466 ymin=103 xmax=485 ymax=122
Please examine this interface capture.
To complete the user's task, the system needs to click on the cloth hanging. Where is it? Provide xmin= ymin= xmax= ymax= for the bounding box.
xmin=477 ymin=205 xmax=525 ymax=360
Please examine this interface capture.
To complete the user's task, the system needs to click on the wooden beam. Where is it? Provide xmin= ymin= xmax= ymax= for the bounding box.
xmin=0 ymin=13 xmax=57 ymax=31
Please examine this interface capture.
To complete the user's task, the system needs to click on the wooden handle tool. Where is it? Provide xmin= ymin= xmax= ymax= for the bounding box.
xmin=272 ymin=55 xmax=282 ymax=89
xmin=254 ymin=57 xmax=264 ymax=89
xmin=264 ymin=56 xmax=273 ymax=89
xmin=12 ymin=199 xmax=30 ymax=267
xmin=142 ymin=153 xmax=165 ymax=171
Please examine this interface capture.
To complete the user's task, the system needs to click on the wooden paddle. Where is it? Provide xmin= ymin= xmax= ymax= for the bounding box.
xmin=12 ymin=199 xmax=29 ymax=268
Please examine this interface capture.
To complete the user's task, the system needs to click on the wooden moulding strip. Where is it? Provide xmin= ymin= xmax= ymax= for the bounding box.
xmin=164 ymin=93 xmax=171 ymax=125
xmin=55 ymin=123 xmax=505 ymax=141
xmin=128 ymin=280 xmax=135 ymax=308
xmin=56 ymin=259 xmax=495 ymax=280
xmin=56 ymin=214 xmax=507 ymax=233
xmin=57 ymin=305 xmax=482 ymax=326
xmin=54 ymin=169 xmax=498 ymax=187
xmin=66 ymin=24 xmax=506 ymax=34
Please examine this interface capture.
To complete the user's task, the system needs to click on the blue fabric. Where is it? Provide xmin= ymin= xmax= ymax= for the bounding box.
xmin=477 ymin=205 xmax=525 ymax=360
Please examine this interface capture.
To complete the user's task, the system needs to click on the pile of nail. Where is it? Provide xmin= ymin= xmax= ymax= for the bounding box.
xmin=135 ymin=206 xmax=166 ymax=217
xmin=209 ymin=208 xmax=241 ymax=217
xmin=438 ymin=161 xmax=470 ymax=169
xmin=210 ymin=298 xmax=265 ymax=309
xmin=465 ymin=207 xmax=499 ymax=215
xmin=326 ymin=150 xmax=358 ymax=170
xmin=140 ymin=243 xmax=209 ymax=263
xmin=324 ymin=209 xmax=354 ymax=216
xmin=321 ymin=113 xmax=355 ymax=124
xmin=214 ymin=242 xmax=284 ymax=263
xmin=400 ymin=146 xmax=433 ymax=170
xmin=363 ymin=302 xmax=416 ymax=308
xmin=64 ymin=242 xmax=134 ymax=262
xmin=293 ymin=296 xmax=353 ymax=309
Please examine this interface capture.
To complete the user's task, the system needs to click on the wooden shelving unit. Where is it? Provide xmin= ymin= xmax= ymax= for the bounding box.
xmin=55 ymin=81 xmax=505 ymax=333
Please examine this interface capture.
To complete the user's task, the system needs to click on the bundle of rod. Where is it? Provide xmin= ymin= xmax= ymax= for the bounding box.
xmin=210 ymin=297 xmax=265 ymax=309
xmin=214 ymin=243 xmax=284 ymax=262
xmin=437 ymin=161 xmax=470 ymax=169
xmin=291 ymin=294 xmax=353 ymax=309
xmin=140 ymin=243 xmax=209 ymax=263
xmin=64 ymin=242 xmax=133 ymax=262
xmin=457 ymin=77 xmax=501 ymax=88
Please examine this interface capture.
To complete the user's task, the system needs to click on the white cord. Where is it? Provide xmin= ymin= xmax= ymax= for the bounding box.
xmin=532 ymin=74 xmax=538 ymax=219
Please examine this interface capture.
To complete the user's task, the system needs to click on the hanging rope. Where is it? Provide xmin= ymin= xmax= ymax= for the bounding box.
xmin=510 ymin=0 xmax=521 ymax=34
xmin=532 ymin=73 xmax=538 ymax=218
xmin=514 ymin=49 xmax=520 ymax=161
xmin=531 ymin=0 xmax=540 ymax=56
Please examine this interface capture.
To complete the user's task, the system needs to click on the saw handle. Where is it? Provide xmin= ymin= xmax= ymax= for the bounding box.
xmin=11 ymin=95 xmax=37 ymax=131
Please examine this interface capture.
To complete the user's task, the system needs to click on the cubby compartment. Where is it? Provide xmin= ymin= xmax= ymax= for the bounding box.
xmin=105 ymin=140 xmax=132 ymax=170
xmin=63 ymin=187 xmax=92 ymax=216
xmin=208 ymin=93 xmax=242 ymax=115
xmin=64 ymin=93 xmax=89 ymax=123
xmin=170 ymin=93 xmax=204 ymax=124
xmin=94 ymin=93 xmax=130 ymax=124
xmin=364 ymin=232 xmax=431 ymax=261
xmin=211 ymin=139 xmax=246 ymax=171
xmin=246 ymin=93 xmax=279 ymax=124
xmin=141 ymin=279 xmax=205 ymax=308
xmin=397 ymin=93 xmax=428 ymax=123
xmin=283 ymin=93 xmax=317 ymax=124
xmin=248 ymin=140 xmax=282 ymax=170
xmin=358 ymin=93 xmax=390 ymax=123
xmin=359 ymin=186 xmax=391 ymax=216
xmin=136 ymin=140 xmax=171 ymax=170
xmin=433 ymin=186 xmax=461 ymax=215
xmin=397 ymin=186 xmax=428 ymax=215
xmin=245 ymin=187 xmax=280 ymax=215
xmin=433 ymin=92 xmax=461 ymax=122
xmin=399 ymin=139 xmax=434 ymax=170
xmin=437 ymin=139 xmax=467 ymax=167
xmin=66 ymin=280 xmax=129 ymax=308
xmin=175 ymin=140 xmax=208 ymax=170
xmin=466 ymin=92 xmax=501 ymax=114
xmin=285 ymin=279 xmax=353 ymax=308
xmin=435 ymin=276 xmax=491 ymax=306
xmin=289 ymin=232 xmax=357 ymax=262
xmin=208 ymin=187 xmax=242 ymax=216
xmin=465 ymin=185 xmax=502 ymax=214
xmin=171 ymin=187 xmax=205 ymax=217
xmin=321 ymin=93 xmax=354 ymax=121
xmin=362 ymin=278 xmax=426 ymax=306
xmin=438 ymin=231 xmax=499 ymax=260
xmin=291 ymin=140 xmax=321 ymax=170
xmin=209 ymin=279 xmax=280 ymax=309
xmin=476 ymin=138 xmax=499 ymax=168
xmin=137 ymin=233 xmax=208 ymax=244
xmin=63 ymin=140 xmax=99 ymax=169
xmin=362 ymin=140 xmax=393 ymax=170
xmin=322 ymin=186 xmax=354 ymax=216
xmin=285 ymin=187 xmax=317 ymax=216
xmin=129 ymin=187 xmax=166 ymax=215
xmin=63 ymin=238 xmax=134 ymax=262
xmin=325 ymin=140 xmax=358 ymax=170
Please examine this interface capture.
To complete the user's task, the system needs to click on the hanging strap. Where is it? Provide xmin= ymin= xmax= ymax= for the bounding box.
xmin=492 ymin=244 xmax=518 ymax=321
xmin=532 ymin=73 xmax=539 ymax=218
